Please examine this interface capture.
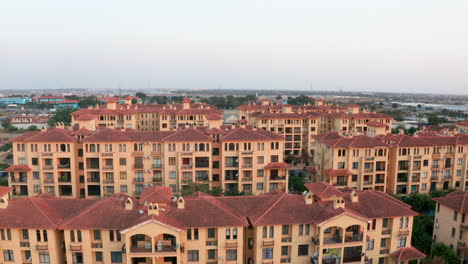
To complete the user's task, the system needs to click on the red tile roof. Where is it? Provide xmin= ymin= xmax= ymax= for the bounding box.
xmin=0 ymin=186 xmax=13 ymax=197
xmin=433 ymin=191 xmax=468 ymax=214
xmin=162 ymin=128 xmax=213 ymax=142
xmin=5 ymin=165 xmax=32 ymax=172
xmin=323 ymin=169 xmax=353 ymax=177
xmin=457 ymin=121 xmax=468 ymax=126
xmin=264 ymin=162 xmax=291 ymax=169
xmin=19 ymin=128 xmax=76 ymax=142
xmin=322 ymin=135 xmax=388 ymax=148
xmin=75 ymin=114 xmax=97 ymax=121
xmin=221 ymin=128 xmax=284 ymax=141
xmin=366 ymin=121 xmax=388 ymax=127
xmin=305 ymin=182 xmax=345 ymax=199
xmin=57 ymin=100 xmax=79 ymax=104
xmin=139 ymin=186 xmax=173 ymax=204
xmin=390 ymin=247 xmax=426 ymax=261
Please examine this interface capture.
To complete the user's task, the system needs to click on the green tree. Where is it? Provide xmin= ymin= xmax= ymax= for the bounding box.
xmin=27 ymin=125 xmax=40 ymax=131
xmin=135 ymin=92 xmax=147 ymax=101
xmin=47 ymin=108 xmax=75 ymax=126
xmin=289 ymin=174 xmax=307 ymax=193
xmin=287 ymin=95 xmax=314 ymax=105
xmin=79 ymin=96 xmax=99 ymax=108
xmin=431 ymin=243 xmax=459 ymax=264
xmin=392 ymin=103 xmax=399 ymax=108
xmin=427 ymin=114 xmax=448 ymax=125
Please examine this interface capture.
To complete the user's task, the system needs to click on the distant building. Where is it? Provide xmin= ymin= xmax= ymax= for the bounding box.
xmin=0 ymin=98 xmax=32 ymax=105
xmin=38 ymin=95 xmax=66 ymax=103
xmin=55 ymin=100 xmax=79 ymax=109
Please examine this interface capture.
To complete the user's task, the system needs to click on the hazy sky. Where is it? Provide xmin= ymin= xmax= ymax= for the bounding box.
xmin=1 ymin=0 xmax=467 ymax=94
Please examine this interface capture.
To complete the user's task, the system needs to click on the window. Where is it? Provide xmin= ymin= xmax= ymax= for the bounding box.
xmin=233 ymin=228 xmax=238 ymax=239
xmin=299 ymin=224 xmax=304 ymax=235
xmin=169 ymin=171 xmax=177 ymax=179
xmin=95 ymin=252 xmax=103 ymax=262
xmin=382 ymin=218 xmax=389 ymax=228
xmin=452 ymin=228 xmax=456 ymax=238
xmin=269 ymin=226 xmax=274 ymax=238
xmin=263 ymin=248 xmax=273 ymax=259
xmin=257 ymin=182 xmax=264 ymax=190
xmin=119 ymin=158 xmax=126 ymax=166
xmin=110 ymin=252 xmax=122 ymax=263
xmin=94 ymin=230 xmax=101 ymax=241
xmin=188 ymin=250 xmax=199 ymax=261
xmin=454 ymin=212 xmax=458 ymax=221
xmin=281 ymin=246 xmax=289 ymax=257
xmin=207 ymin=249 xmax=216 ymax=260
xmin=226 ymin=228 xmax=231 ymax=240
xmin=367 ymin=239 xmax=375 ymax=250
xmin=380 ymin=238 xmax=387 ymax=247
xmin=3 ymin=250 xmax=14 ymax=261
xmin=194 ymin=228 xmax=199 ymax=240
xmin=282 ymin=225 xmax=290 ymax=235
xmin=397 ymin=236 xmax=406 ymax=248
xmin=298 ymin=245 xmax=309 ymax=256
xmin=305 ymin=224 xmax=310 ymax=235
xmin=22 ymin=229 xmax=29 ymax=240
xmin=43 ymin=230 xmax=48 ymax=242
xmin=208 ymin=228 xmax=216 ymax=239
xmin=262 ymin=226 xmax=267 ymax=238
xmin=227 ymin=249 xmax=237 ymax=261
xmin=39 ymin=252 xmax=50 ymax=263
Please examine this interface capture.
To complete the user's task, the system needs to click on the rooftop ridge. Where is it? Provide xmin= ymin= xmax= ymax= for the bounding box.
xmin=250 ymin=192 xmax=288 ymax=225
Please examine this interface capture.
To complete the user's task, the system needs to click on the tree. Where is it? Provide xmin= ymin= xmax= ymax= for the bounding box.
xmin=135 ymin=92 xmax=147 ymax=101
xmin=289 ymin=174 xmax=307 ymax=193
xmin=79 ymin=96 xmax=99 ymax=108
xmin=47 ymin=108 xmax=75 ymax=126
xmin=392 ymin=103 xmax=399 ymax=108
xmin=427 ymin=114 xmax=448 ymax=125
xmin=431 ymin=243 xmax=459 ymax=264
xmin=287 ymin=95 xmax=314 ymax=105
xmin=0 ymin=143 xmax=12 ymax=152
xmin=27 ymin=125 xmax=39 ymax=131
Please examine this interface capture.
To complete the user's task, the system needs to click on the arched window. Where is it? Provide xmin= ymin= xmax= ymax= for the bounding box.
xmin=199 ymin=143 xmax=205 ymax=151
xmin=229 ymin=143 xmax=235 ymax=151
xmin=43 ymin=230 xmax=48 ymax=242
xmin=60 ymin=144 xmax=66 ymax=152
xmin=77 ymin=230 xmax=82 ymax=242
xmin=90 ymin=144 xmax=96 ymax=152
xmin=36 ymin=230 xmax=41 ymax=241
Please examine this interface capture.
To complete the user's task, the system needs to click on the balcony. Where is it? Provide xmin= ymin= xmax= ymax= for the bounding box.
xmin=398 ymin=230 xmax=410 ymax=236
xmin=242 ymin=164 xmax=253 ymax=169
xmin=241 ymin=177 xmax=252 ymax=182
xmin=133 ymin=178 xmax=144 ymax=183
xmin=363 ymin=181 xmax=373 ymax=186
xmin=281 ymin=237 xmax=292 ymax=243
xmin=152 ymin=164 xmax=162 ymax=169
xmin=101 ymin=153 xmax=113 ymax=157
xmin=206 ymin=241 xmax=218 ymax=246
xmin=381 ymin=230 xmax=391 ymax=235
xmin=364 ymin=168 xmax=374 ymax=173
xmin=133 ymin=151 xmax=144 ymax=156
xmin=58 ymin=164 xmax=71 ymax=169
xmin=36 ymin=243 xmax=48 ymax=251
xmin=375 ymin=179 xmax=385 ymax=184
xmin=344 ymin=233 xmax=363 ymax=242
xmin=460 ymin=224 xmax=468 ymax=230
xmin=58 ymin=177 xmax=71 ymax=183
xmin=91 ymin=242 xmax=103 ymax=248
xmin=226 ymin=241 xmax=238 ymax=248
xmin=412 ymin=177 xmax=420 ymax=183
xmin=152 ymin=177 xmax=163 ymax=183
xmin=376 ymin=167 xmax=386 ymax=172
xmin=379 ymin=249 xmax=389 ymax=254
xmin=322 ymin=257 xmax=341 ymax=264
xmin=42 ymin=165 xmax=54 ymax=170
xmin=181 ymin=164 xmax=193 ymax=169
xmin=20 ymin=241 xmax=30 ymax=247
xmin=87 ymin=177 xmax=100 ymax=183
xmin=102 ymin=165 xmax=114 ymax=170
xmin=43 ymin=179 xmax=54 ymax=184
xmin=11 ymin=178 xmax=28 ymax=183
xmin=103 ymin=179 xmax=114 ymax=184
xmin=133 ymin=165 xmax=144 ymax=169
xmin=70 ymin=244 xmax=82 ymax=251
xmin=225 ymin=176 xmax=239 ymax=181
xmin=335 ymin=181 xmax=348 ymax=186
xmin=41 ymin=153 xmax=53 ymax=156
xmin=270 ymin=175 xmax=287 ymax=180
xmin=263 ymin=239 xmax=274 ymax=246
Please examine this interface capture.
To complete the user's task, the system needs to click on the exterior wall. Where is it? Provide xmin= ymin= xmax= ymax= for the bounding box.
xmin=433 ymin=203 xmax=467 ymax=250
xmin=0 ymin=228 xmax=63 ymax=264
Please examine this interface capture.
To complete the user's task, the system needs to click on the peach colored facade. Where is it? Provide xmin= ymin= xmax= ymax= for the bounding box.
xmin=8 ymin=126 xmax=288 ymax=198
xmin=433 ymin=191 xmax=468 ymax=262
xmin=71 ymin=98 xmax=223 ymax=132
xmin=312 ymin=133 xmax=468 ymax=195
xmin=238 ymin=100 xmax=393 ymax=157
xmin=0 ymin=183 xmax=425 ymax=264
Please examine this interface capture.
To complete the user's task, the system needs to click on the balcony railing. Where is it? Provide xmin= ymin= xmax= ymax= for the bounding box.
xmin=281 ymin=237 xmax=292 ymax=243
xmin=91 ymin=242 xmax=103 ymax=248
xmin=103 ymin=179 xmax=114 ymax=184
xmin=58 ymin=164 xmax=71 ymax=169
xmin=270 ymin=175 xmax=286 ymax=180
xmin=58 ymin=177 xmax=71 ymax=183
xmin=344 ymin=233 xmax=363 ymax=242
xmin=70 ymin=244 xmax=82 ymax=251
xmin=102 ymin=165 xmax=114 ymax=170
xmin=20 ymin=241 xmax=30 ymax=247
xmin=152 ymin=177 xmax=163 ymax=183
xmin=242 ymin=164 xmax=253 ymax=168
xmin=398 ymin=229 xmax=410 ymax=236
xmin=11 ymin=178 xmax=28 ymax=183
xmin=363 ymin=181 xmax=373 ymax=185
xmin=226 ymin=241 xmax=238 ymax=248
xmin=42 ymin=165 xmax=54 ymax=170
xmin=263 ymin=240 xmax=274 ymax=246
xmin=133 ymin=178 xmax=144 ymax=183
xmin=36 ymin=244 xmax=48 ymax=251
xmin=412 ymin=177 xmax=420 ymax=183
xmin=43 ymin=179 xmax=54 ymax=184
xmin=375 ymin=179 xmax=385 ymax=184
xmin=181 ymin=164 xmax=193 ymax=169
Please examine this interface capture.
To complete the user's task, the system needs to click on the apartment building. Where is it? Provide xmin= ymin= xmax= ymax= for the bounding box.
xmin=71 ymin=97 xmax=223 ymax=131
xmin=238 ymin=100 xmax=393 ymax=157
xmin=7 ymin=125 xmax=288 ymax=198
xmin=433 ymin=190 xmax=468 ymax=262
xmin=379 ymin=134 xmax=468 ymax=195
xmin=312 ymin=132 xmax=468 ymax=195
xmin=312 ymin=133 xmax=389 ymax=192
xmin=0 ymin=183 xmax=425 ymax=264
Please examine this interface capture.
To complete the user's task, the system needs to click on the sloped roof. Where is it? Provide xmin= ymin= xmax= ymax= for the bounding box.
xmin=390 ymin=247 xmax=426 ymax=261
xmin=162 ymin=128 xmax=213 ymax=142
xmin=323 ymin=135 xmax=388 ymax=148
xmin=5 ymin=165 xmax=32 ymax=172
xmin=221 ymin=128 xmax=284 ymax=141
xmin=433 ymin=190 xmax=468 ymax=214
xmin=22 ymin=128 xmax=76 ymax=142
xmin=139 ymin=186 xmax=173 ymax=204
xmin=0 ymin=186 xmax=13 ymax=197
